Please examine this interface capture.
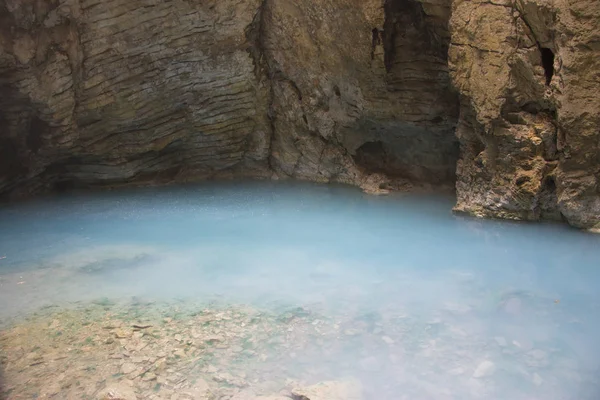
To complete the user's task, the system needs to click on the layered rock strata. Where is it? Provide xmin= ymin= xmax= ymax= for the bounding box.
xmin=0 ymin=0 xmax=458 ymax=197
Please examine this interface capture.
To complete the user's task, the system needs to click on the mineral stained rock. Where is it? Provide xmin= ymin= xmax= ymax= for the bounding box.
xmin=449 ymin=0 xmax=600 ymax=229
xmin=0 ymin=0 xmax=598 ymax=229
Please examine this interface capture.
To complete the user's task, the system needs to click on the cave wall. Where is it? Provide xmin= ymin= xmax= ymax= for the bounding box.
xmin=0 ymin=0 xmax=458 ymax=197
xmin=0 ymin=0 xmax=272 ymax=197
xmin=449 ymin=0 xmax=600 ymax=230
xmin=1 ymin=0 xmax=599 ymax=229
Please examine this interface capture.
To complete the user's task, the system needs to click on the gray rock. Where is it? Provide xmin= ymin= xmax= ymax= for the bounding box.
xmin=291 ymin=380 xmax=362 ymax=400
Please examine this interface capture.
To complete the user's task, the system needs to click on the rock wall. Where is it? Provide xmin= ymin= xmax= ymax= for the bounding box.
xmin=449 ymin=0 xmax=600 ymax=229
xmin=0 ymin=0 xmax=272 ymax=197
xmin=0 ymin=0 xmax=599 ymax=229
xmin=263 ymin=0 xmax=458 ymax=187
xmin=0 ymin=0 xmax=458 ymax=197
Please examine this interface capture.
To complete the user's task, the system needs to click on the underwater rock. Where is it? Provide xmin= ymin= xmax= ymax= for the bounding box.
xmin=120 ymin=362 xmax=137 ymax=375
xmin=291 ymin=380 xmax=363 ymax=400
xmin=231 ymin=390 xmax=289 ymax=400
xmin=97 ymin=384 xmax=137 ymax=400
xmin=182 ymin=378 xmax=214 ymax=400
xmin=472 ymin=361 xmax=496 ymax=378
xmin=533 ymin=373 xmax=544 ymax=387
xmin=502 ymin=298 xmax=522 ymax=315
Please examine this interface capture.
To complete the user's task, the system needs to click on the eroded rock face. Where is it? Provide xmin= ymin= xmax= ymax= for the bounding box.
xmin=1 ymin=0 xmax=599 ymax=229
xmin=449 ymin=0 xmax=600 ymax=229
xmin=0 ymin=0 xmax=458 ymax=197
xmin=263 ymin=0 xmax=458 ymax=186
xmin=0 ymin=0 xmax=272 ymax=196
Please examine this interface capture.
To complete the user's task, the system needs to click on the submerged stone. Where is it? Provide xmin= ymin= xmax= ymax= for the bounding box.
xmin=291 ymin=381 xmax=362 ymax=400
xmin=97 ymin=384 xmax=137 ymax=400
xmin=473 ymin=361 xmax=496 ymax=378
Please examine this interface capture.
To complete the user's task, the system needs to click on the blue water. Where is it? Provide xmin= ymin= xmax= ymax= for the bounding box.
xmin=0 ymin=181 xmax=599 ymax=399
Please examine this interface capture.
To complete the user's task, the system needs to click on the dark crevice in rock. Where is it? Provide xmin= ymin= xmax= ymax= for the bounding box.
xmin=375 ymin=0 xmax=458 ymax=187
xmin=27 ymin=116 xmax=47 ymax=153
xmin=540 ymin=47 xmax=555 ymax=85
xmin=371 ymin=28 xmax=381 ymax=60
xmin=246 ymin=0 xmax=276 ymax=173
xmin=353 ymin=137 xmax=457 ymax=185
xmin=383 ymin=0 xmax=426 ymax=72
xmin=535 ymin=175 xmax=562 ymax=221
xmin=332 ymin=85 xmax=341 ymax=97
xmin=513 ymin=6 xmax=556 ymax=86
xmin=54 ymin=179 xmax=77 ymax=193
xmin=515 ymin=176 xmax=530 ymax=187
xmin=245 ymin=1 xmax=269 ymax=80
xmin=353 ymin=141 xmax=388 ymax=174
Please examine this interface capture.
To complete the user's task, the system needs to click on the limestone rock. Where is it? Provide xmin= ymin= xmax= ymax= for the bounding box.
xmin=0 ymin=0 xmax=271 ymax=196
xmin=263 ymin=0 xmax=458 ymax=187
xmin=120 ymin=362 xmax=136 ymax=375
xmin=291 ymin=380 xmax=362 ymax=400
xmin=0 ymin=0 xmax=457 ymax=199
xmin=449 ymin=0 xmax=600 ymax=229
xmin=97 ymin=384 xmax=137 ymax=400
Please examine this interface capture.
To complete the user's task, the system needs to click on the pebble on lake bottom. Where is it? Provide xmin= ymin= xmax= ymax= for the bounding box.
xmin=472 ymin=361 xmax=496 ymax=378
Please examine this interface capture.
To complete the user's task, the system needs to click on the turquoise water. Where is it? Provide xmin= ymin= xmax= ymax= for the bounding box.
xmin=0 ymin=181 xmax=599 ymax=399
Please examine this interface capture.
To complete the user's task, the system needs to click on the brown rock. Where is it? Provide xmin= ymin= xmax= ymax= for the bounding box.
xmin=97 ymin=384 xmax=137 ymax=400
xmin=120 ymin=362 xmax=136 ymax=375
xmin=0 ymin=0 xmax=271 ymax=196
xmin=449 ymin=0 xmax=600 ymax=229
xmin=113 ymin=329 xmax=132 ymax=339
xmin=263 ymin=0 xmax=459 ymax=188
xmin=182 ymin=378 xmax=214 ymax=400
xmin=0 ymin=0 xmax=456 ymax=198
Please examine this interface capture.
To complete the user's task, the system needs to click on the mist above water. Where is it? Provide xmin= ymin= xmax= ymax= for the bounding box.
xmin=1 ymin=181 xmax=599 ymax=399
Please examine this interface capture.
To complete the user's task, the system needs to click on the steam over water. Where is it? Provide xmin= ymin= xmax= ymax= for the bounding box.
xmin=1 ymin=181 xmax=599 ymax=399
